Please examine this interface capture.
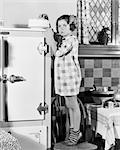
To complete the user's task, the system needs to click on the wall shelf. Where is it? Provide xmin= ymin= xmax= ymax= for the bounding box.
xmin=79 ymin=44 xmax=120 ymax=57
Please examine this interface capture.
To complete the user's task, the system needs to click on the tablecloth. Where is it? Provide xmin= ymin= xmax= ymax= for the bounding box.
xmin=85 ymin=104 xmax=120 ymax=150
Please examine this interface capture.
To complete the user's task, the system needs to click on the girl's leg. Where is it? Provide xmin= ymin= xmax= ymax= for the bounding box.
xmin=65 ymin=96 xmax=81 ymax=131
xmin=64 ymin=97 xmax=73 ymax=142
xmin=71 ymin=95 xmax=81 ymax=131
xmin=68 ymin=108 xmax=74 ymax=129
xmin=64 ymin=96 xmax=82 ymax=145
xmin=65 ymin=97 xmax=74 ymax=129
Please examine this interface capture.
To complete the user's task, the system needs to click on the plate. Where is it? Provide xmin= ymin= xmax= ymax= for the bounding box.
xmin=91 ymin=90 xmax=114 ymax=95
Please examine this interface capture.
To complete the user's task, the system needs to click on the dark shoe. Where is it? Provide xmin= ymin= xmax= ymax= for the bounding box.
xmin=65 ymin=130 xmax=82 ymax=146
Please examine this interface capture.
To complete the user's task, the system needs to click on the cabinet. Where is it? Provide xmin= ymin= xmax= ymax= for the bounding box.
xmin=0 ymin=27 xmax=51 ymax=149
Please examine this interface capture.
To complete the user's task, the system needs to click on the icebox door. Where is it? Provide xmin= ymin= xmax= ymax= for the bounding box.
xmin=2 ymin=36 xmax=45 ymax=121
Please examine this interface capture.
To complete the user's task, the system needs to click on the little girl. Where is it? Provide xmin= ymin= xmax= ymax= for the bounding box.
xmin=54 ymin=15 xmax=82 ymax=146
xmin=38 ymin=14 xmax=82 ymax=146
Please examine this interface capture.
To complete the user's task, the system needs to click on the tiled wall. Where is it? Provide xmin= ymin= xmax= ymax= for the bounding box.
xmin=79 ymin=57 xmax=120 ymax=91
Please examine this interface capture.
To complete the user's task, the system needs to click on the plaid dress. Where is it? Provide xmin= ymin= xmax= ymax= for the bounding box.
xmin=54 ymin=35 xmax=81 ymax=96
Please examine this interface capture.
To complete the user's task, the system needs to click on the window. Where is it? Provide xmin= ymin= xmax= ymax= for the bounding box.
xmin=77 ymin=0 xmax=119 ymax=45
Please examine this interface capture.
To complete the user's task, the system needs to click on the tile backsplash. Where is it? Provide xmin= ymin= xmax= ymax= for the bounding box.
xmin=79 ymin=58 xmax=120 ymax=91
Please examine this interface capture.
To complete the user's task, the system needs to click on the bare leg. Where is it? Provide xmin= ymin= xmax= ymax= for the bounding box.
xmin=69 ymin=108 xmax=74 ymax=129
xmin=65 ymin=96 xmax=81 ymax=131
xmin=72 ymin=96 xmax=81 ymax=131
xmin=64 ymin=96 xmax=82 ymax=145
xmin=65 ymin=108 xmax=70 ymax=134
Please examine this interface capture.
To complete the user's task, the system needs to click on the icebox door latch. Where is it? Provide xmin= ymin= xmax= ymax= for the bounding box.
xmin=37 ymin=102 xmax=48 ymax=115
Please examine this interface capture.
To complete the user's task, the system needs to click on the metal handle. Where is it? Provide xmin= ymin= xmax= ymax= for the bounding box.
xmin=0 ymin=31 xmax=10 ymax=35
xmin=8 ymin=75 xmax=26 ymax=83
xmin=0 ymin=74 xmax=26 ymax=83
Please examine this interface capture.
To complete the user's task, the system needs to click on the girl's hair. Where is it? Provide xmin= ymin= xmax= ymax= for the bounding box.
xmin=56 ymin=15 xmax=77 ymax=33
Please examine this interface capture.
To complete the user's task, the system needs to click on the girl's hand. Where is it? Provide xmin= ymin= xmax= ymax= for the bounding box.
xmin=37 ymin=41 xmax=47 ymax=55
xmin=55 ymin=50 xmax=61 ymax=57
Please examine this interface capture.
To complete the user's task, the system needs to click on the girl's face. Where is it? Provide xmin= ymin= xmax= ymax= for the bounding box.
xmin=57 ymin=19 xmax=71 ymax=37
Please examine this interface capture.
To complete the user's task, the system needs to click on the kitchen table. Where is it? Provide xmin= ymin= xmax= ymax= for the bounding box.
xmin=85 ymin=103 xmax=120 ymax=150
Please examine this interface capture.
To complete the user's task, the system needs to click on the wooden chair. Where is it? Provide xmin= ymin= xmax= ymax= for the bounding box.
xmin=51 ymin=96 xmax=67 ymax=145
xmin=54 ymin=141 xmax=97 ymax=150
xmin=52 ymin=96 xmax=98 ymax=150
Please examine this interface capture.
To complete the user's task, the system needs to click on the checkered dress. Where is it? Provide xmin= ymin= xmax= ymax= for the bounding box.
xmin=54 ymin=35 xmax=81 ymax=96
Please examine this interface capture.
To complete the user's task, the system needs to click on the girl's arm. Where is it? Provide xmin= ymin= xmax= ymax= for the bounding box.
xmin=44 ymin=28 xmax=57 ymax=56
xmin=56 ymin=39 xmax=73 ymax=57
xmin=38 ymin=28 xmax=57 ymax=56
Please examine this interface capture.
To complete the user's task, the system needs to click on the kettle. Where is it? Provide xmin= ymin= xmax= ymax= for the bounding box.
xmin=97 ymin=26 xmax=110 ymax=45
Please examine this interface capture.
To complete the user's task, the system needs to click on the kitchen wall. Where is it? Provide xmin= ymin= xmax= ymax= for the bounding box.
xmin=3 ymin=0 xmax=119 ymax=92
xmin=79 ymin=57 xmax=120 ymax=91
xmin=1 ymin=0 xmax=77 ymax=30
